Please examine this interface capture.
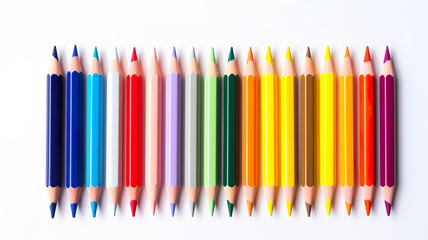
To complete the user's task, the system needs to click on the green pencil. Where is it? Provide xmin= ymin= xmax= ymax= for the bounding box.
xmin=223 ymin=47 xmax=239 ymax=217
xmin=204 ymin=48 xmax=220 ymax=216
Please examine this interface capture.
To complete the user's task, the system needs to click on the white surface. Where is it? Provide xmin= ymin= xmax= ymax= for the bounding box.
xmin=0 ymin=0 xmax=426 ymax=239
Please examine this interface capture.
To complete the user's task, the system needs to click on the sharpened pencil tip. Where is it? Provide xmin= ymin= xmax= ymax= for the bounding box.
xmin=345 ymin=46 xmax=350 ymax=58
xmin=267 ymin=201 xmax=273 ymax=216
xmin=286 ymin=201 xmax=292 ymax=216
xmin=345 ymin=202 xmax=351 ymax=216
xmin=130 ymin=200 xmax=137 ymax=217
xmin=364 ymin=200 xmax=371 ymax=216
xmin=208 ymin=199 xmax=215 ymax=216
xmin=114 ymin=47 xmax=118 ymax=59
xmin=90 ymin=201 xmax=98 ymax=218
xmin=228 ymin=47 xmax=235 ymax=61
xmin=190 ymin=202 xmax=196 ymax=217
xmin=131 ymin=47 xmax=138 ymax=62
xmin=247 ymin=47 xmax=254 ymax=63
xmin=72 ymin=45 xmax=78 ymax=57
xmin=324 ymin=46 xmax=331 ymax=60
xmin=385 ymin=201 xmax=391 ymax=216
xmin=70 ymin=203 xmax=77 ymax=218
xmin=52 ymin=46 xmax=58 ymax=60
xmin=384 ymin=46 xmax=391 ymax=63
xmin=246 ymin=201 xmax=253 ymax=216
xmin=190 ymin=47 xmax=196 ymax=60
xmin=151 ymin=200 xmax=157 ymax=216
xmin=286 ymin=47 xmax=292 ymax=62
xmin=266 ymin=46 xmax=273 ymax=64
xmin=170 ymin=203 xmax=176 ymax=217
xmin=50 ymin=202 xmax=57 ymax=218
xmin=112 ymin=204 xmax=117 ymax=216
xmin=172 ymin=46 xmax=177 ymax=58
xmin=227 ymin=200 xmax=234 ymax=217
xmin=306 ymin=47 xmax=311 ymax=58
xmin=305 ymin=203 xmax=312 ymax=217
xmin=364 ymin=46 xmax=371 ymax=62
xmin=209 ymin=47 xmax=216 ymax=63
xmin=93 ymin=47 xmax=99 ymax=60
xmin=325 ymin=200 xmax=332 ymax=216
xmin=152 ymin=47 xmax=157 ymax=61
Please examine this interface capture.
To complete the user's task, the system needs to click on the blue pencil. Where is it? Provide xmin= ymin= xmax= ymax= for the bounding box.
xmin=46 ymin=46 xmax=64 ymax=218
xmin=66 ymin=45 xmax=84 ymax=218
xmin=86 ymin=47 xmax=104 ymax=217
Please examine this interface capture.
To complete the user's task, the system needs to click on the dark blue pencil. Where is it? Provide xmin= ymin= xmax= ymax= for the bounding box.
xmin=66 ymin=45 xmax=84 ymax=218
xmin=46 ymin=46 xmax=64 ymax=218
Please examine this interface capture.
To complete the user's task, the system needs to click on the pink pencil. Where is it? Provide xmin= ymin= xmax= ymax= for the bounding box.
xmin=145 ymin=48 xmax=162 ymax=215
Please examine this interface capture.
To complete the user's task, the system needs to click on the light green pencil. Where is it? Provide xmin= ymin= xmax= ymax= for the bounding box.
xmin=204 ymin=48 xmax=220 ymax=216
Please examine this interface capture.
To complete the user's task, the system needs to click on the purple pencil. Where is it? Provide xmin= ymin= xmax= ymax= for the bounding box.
xmin=165 ymin=47 xmax=182 ymax=216
xmin=380 ymin=46 xmax=395 ymax=216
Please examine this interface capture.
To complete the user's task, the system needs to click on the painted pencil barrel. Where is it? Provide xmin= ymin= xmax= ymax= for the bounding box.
xmin=86 ymin=68 xmax=104 ymax=188
xmin=66 ymin=64 xmax=83 ymax=189
xmin=380 ymin=74 xmax=394 ymax=187
xmin=300 ymin=74 xmax=314 ymax=187
xmin=184 ymin=71 xmax=202 ymax=188
xmin=106 ymin=70 xmax=122 ymax=188
xmin=204 ymin=72 xmax=220 ymax=187
xmin=339 ymin=74 xmax=354 ymax=187
xmin=46 ymin=60 xmax=64 ymax=188
xmin=223 ymin=70 xmax=238 ymax=187
xmin=359 ymin=73 xmax=374 ymax=187
xmin=319 ymin=71 xmax=336 ymax=187
xmin=280 ymin=73 xmax=295 ymax=187
xmin=165 ymin=69 xmax=182 ymax=187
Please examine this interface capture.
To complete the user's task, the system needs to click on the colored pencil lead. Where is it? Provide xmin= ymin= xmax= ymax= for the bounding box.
xmin=247 ymin=47 xmax=253 ymax=63
xmin=325 ymin=45 xmax=331 ymax=60
xmin=114 ymin=47 xmax=118 ymax=59
xmin=112 ymin=204 xmax=117 ymax=216
xmin=227 ymin=200 xmax=234 ymax=217
xmin=72 ymin=45 xmax=78 ymax=57
xmin=266 ymin=46 xmax=273 ymax=64
xmin=228 ymin=47 xmax=235 ymax=61
xmin=286 ymin=46 xmax=292 ymax=62
xmin=384 ymin=46 xmax=391 ymax=63
xmin=344 ymin=46 xmax=350 ymax=58
xmin=385 ymin=201 xmax=391 ymax=216
xmin=131 ymin=47 xmax=137 ymax=61
xmin=267 ymin=201 xmax=273 ymax=216
xmin=286 ymin=201 xmax=292 ymax=217
xmin=130 ymin=200 xmax=137 ymax=217
xmin=151 ymin=200 xmax=156 ymax=216
xmin=210 ymin=47 xmax=216 ymax=63
xmin=170 ymin=203 xmax=176 ymax=217
xmin=191 ymin=46 xmax=196 ymax=59
xmin=52 ymin=46 xmax=58 ymax=60
xmin=365 ymin=200 xmax=371 ymax=216
xmin=91 ymin=201 xmax=98 ymax=218
xmin=305 ymin=203 xmax=312 ymax=217
xmin=345 ymin=202 xmax=351 ymax=216
xmin=364 ymin=46 xmax=371 ymax=62
xmin=70 ymin=203 xmax=77 ymax=218
xmin=326 ymin=199 xmax=332 ymax=216
xmin=190 ymin=202 xmax=196 ymax=217
xmin=209 ymin=199 xmax=215 ymax=216
xmin=306 ymin=46 xmax=311 ymax=58
xmin=172 ymin=46 xmax=177 ymax=58
xmin=246 ymin=201 xmax=253 ymax=216
xmin=50 ymin=202 xmax=57 ymax=218
xmin=93 ymin=47 xmax=99 ymax=60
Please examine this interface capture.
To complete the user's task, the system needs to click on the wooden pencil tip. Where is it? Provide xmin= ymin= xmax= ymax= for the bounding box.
xmin=246 ymin=47 xmax=254 ymax=63
xmin=384 ymin=46 xmax=391 ymax=63
xmin=324 ymin=46 xmax=331 ymax=60
xmin=344 ymin=46 xmax=350 ymax=58
xmin=93 ymin=47 xmax=99 ymax=60
xmin=228 ymin=47 xmax=235 ymax=62
xmin=306 ymin=47 xmax=311 ymax=58
xmin=52 ymin=46 xmax=58 ymax=60
xmin=72 ymin=45 xmax=78 ymax=57
xmin=209 ymin=47 xmax=216 ymax=63
xmin=364 ymin=46 xmax=371 ymax=62
xmin=286 ymin=47 xmax=292 ymax=62
xmin=131 ymin=47 xmax=138 ymax=62
xmin=266 ymin=46 xmax=273 ymax=64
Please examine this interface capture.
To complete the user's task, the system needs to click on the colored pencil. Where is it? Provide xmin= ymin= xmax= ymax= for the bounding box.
xmin=165 ymin=47 xmax=182 ymax=217
xmin=242 ymin=47 xmax=258 ymax=217
xmin=125 ymin=48 xmax=143 ymax=217
xmin=339 ymin=47 xmax=355 ymax=215
xmin=184 ymin=47 xmax=202 ymax=217
xmin=301 ymin=47 xmax=315 ymax=217
xmin=46 ymin=46 xmax=64 ymax=218
xmin=280 ymin=47 xmax=296 ymax=216
xmin=66 ymin=45 xmax=83 ymax=218
xmin=204 ymin=48 xmax=220 ymax=216
xmin=223 ymin=47 xmax=239 ymax=217
xmin=86 ymin=47 xmax=104 ymax=218
xmin=380 ymin=46 xmax=395 ymax=216
xmin=106 ymin=47 xmax=123 ymax=216
xmin=319 ymin=46 xmax=336 ymax=216
xmin=146 ymin=48 xmax=162 ymax=215
xmin=359 ymin=46 xmax=375 ymax=216
xmin=261 ymin=46 xmax=278 ymax=216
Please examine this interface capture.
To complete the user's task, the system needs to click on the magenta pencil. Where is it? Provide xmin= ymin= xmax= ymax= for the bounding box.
xmin=380 ymin=46 xmax=395 ymax=216
xmin=165 ymin=47 xmax=182 ymax=216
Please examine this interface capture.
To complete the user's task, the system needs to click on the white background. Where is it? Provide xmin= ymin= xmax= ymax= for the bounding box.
xmin=0 ymin=0 xmax=426 ymax=239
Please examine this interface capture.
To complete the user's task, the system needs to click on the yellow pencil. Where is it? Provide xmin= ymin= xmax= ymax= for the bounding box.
xmin=261 ymin=46 xmax=279 ymax=216
xmin=280 ymin=47 xmax=296 ymax=216
xmin=340 ymin=47 xmax=354 ymax=215
xmin=319 ymin=46 xmax=336 ymax=216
